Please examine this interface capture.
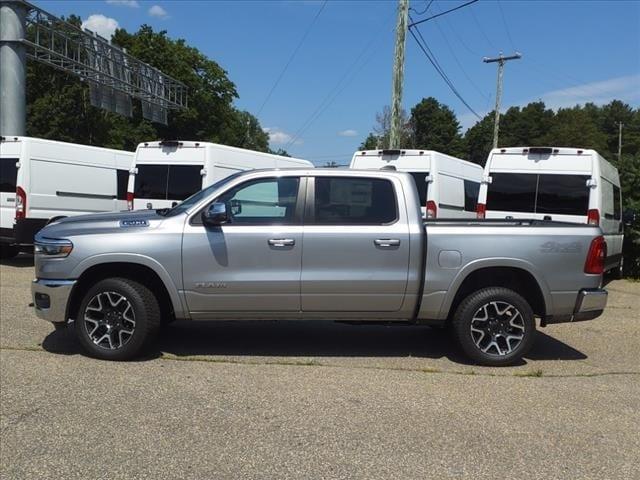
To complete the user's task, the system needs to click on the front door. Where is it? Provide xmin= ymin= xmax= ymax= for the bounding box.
xmin=301 ymin=176 xmax=410 ymax=312
xmin=182 ymin=176 xmax=305 ymax=316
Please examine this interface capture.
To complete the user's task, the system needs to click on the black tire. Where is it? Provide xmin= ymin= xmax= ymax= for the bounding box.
xmin=611 ymin=259 xmax=624 ymax=280
xmin=74 ymin=277 xmax=161 ymax=360
xmin=0 ymin=244 xmax=19 ymax=259
xmin=452 ymin=287 xmax=536 ymax=366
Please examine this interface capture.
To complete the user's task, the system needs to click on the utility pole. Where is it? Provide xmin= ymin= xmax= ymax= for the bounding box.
xmin=389 ymin=0 xmax=409 ymax=149
xmin=618 ymin=122 xmax=623 ymax=161
xmin=0 ymin=0 xmax=27 ymax=136
xmin=483 ymin=52 xmax=521 ymax=149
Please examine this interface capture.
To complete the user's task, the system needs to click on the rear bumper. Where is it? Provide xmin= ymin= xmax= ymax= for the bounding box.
xmin=544 ymin=288 xmax=608 ymax=325
xmin=15 ymin=218 xmax=48 ymax=245
xmin=31 ymin=278 xmax=76 ymax=324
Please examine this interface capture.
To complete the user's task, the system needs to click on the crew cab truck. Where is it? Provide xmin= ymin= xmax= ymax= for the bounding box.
xmin=32 ymin=169 xmax=608 ymax=366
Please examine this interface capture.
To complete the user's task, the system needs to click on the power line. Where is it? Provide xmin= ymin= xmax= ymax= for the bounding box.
xmin=408 ymin=22 xmax=482 ymax=120
xmin=496 ymin=0 xmax=516 ymax=50
xmin=256 ymin=0 xmax=328 ymax=116
xmin=441 ymin=14 xmax=482 ymax=56
xmin=409 ymin=0 xmax=479 ymax=28
xmin=469 ymin=6 xmax=497 ymax=50
xmin=432 ymin=15 xmax=491 ymax=102
xmin=285 ymin=9 xmax=394 ymax=148
xmin=410 ymin=0 xmax=434 ymax=16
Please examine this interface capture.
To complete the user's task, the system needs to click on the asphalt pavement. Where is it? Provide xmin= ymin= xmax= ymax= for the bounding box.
xmin=1 ymin=255 xmax=638 ymax=479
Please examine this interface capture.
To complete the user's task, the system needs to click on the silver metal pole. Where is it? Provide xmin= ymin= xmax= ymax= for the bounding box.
xmin=0 ymin=0 xmax=27 ymax=136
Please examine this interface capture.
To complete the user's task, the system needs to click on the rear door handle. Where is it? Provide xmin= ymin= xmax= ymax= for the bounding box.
xmin=268 ymin=238 xmax=295 ymax=247
xmin=374 ymin=239 xmax=400 ymax=247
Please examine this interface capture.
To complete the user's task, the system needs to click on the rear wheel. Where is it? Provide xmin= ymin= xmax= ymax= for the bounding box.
xmin=75 ymin=278 xmax=161 ymax=360
xmin=0 ymin=244 xmax=19 ymax=259
xmin=452 ymin=287 xmax=536 ymax=366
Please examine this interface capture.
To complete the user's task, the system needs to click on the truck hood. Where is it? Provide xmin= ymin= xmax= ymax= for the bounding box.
xmin=35 ymin=209 xmax=167 ymax=240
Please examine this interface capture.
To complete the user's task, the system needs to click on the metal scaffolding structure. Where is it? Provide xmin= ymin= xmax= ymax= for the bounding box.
xmin=0 ymin=0 xmax=187 ymax=134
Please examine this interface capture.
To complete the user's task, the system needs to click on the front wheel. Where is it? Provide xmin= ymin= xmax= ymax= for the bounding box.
xmin=452 ymin=287 xmax=536 ymax=366
xmin=75 ymin=278 xmax=161 ymax=360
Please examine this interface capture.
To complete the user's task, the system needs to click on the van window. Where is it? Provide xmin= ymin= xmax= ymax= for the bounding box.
xmin=0 ymin=158 xmax=18 ymax=193
xmin=613 ymin=185 xmax=621 ymax=220
xmin=487 ymin=173 xmax=537 ymax=212
xmin=314 ymin=177 xmax=397 ymax=225
xmin=116 ymin=169 xmax=129 ymax=200
xmin=464 ymin=180 xmax=480 ymax=212
xmin=134 ymin=165 xmax=168 ymax=200
xmin=487 ymin=173 xmax=590 ymax=216
xmin=167 ymin=165 xmax=202 ymax=200
xmin=409 ymin=172 xmax=429 ymax=204
xmin=536 ymin=174 xmax=590 ymax=215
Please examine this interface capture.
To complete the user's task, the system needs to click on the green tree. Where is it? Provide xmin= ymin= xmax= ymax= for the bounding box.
xmin=464 ymin=112 xmax=494 ymax=165
xmin=359 ymin=133 xmax=381 ymax=150
xmin=410 ymin=97 xmax=465 ymax=156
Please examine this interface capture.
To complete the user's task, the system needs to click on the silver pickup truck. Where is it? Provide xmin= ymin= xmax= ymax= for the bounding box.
xmin=32 ymin=169 xmax=608 ymax=365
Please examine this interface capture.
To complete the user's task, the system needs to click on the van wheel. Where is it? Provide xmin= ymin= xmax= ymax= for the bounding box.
xmin=0 ymin=245 xmax=19 ymax=259
xmin=452 ymin=287 xmax=536 ymax=366
xmin=612 ymin=259 xmax=624 ymax=280
xmin=75 ymin=278 xmax=160 ymax=361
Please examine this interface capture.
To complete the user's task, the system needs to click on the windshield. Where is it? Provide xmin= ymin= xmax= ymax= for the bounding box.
xmin=162 ymin=171 xmax=246 ymax=217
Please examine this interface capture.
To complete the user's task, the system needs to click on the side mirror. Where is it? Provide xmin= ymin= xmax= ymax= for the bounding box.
xmin=202 ymin=202 xmax=228 ymax=226
xmin=622 ymin=209 xmax=637 ymax=227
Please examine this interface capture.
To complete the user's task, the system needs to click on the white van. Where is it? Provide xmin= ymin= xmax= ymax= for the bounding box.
xmin=350 ymin=149 xmax=483 ymax=218
xmin=0 ymin=136 xmax=133 ymax=257
xmin=127 ymin=141 xmax=314 ymax=210
xmin=477 ymin=146 xmax=623 ymax=274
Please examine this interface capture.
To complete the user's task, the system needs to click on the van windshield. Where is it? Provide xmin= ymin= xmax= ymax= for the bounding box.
xmin=0 ymin=158 xmax=18 ymax=193
xmin=409 ymin=172 xmax=429 ymax=204
xmin=487 ymin=173 xmax=590 ymax=216
xmin=134 ymin=164 xmax=201 ymax=201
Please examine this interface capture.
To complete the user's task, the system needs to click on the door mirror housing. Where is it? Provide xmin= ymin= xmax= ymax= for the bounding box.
xmin=202 ymin=202 xmax=228 ymax=226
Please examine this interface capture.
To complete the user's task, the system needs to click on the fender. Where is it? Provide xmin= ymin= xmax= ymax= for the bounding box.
xmin=71 ymin=252 xmax=190 ymax=320
xmin=437 ymin=257 xmax=553 ymax=320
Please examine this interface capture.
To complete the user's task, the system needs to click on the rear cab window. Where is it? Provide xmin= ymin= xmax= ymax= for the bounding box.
xmin=313 ymin=177 xmax=397 ymax=225
xmin=0 ymin=158 xmax=18 ymax=193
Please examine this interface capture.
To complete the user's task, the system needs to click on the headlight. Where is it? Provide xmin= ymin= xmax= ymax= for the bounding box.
xmin=34 ymin=239 xmax=73 ymax=258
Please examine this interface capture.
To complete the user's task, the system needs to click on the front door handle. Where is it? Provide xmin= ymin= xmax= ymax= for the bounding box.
xmin=268 ymin=238 xmax=295 ymax=247
xmin=374 ymin=238 xmax=400 ymax=247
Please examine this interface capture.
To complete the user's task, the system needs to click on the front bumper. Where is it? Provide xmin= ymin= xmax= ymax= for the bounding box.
xmin=31 ymin=279 xmax=76 ymax=323
xmin=544 ymin=288 xmax=608 ymax=325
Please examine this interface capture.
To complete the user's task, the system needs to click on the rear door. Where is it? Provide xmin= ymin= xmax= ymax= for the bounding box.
xmin=0 ymin=157 xmax=18 ymax=234
xmin=133 ymin=164 xmax=202 ymax=210
xmin=301 ymin=175 xmax=410 ymax=312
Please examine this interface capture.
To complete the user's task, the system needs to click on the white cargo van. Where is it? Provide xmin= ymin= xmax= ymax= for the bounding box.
xmin=0 ymin=136 xmax=133 ymax=257
xmin=477 ymin=146 xmax=623 ymax=274
xmin=127 ymin=141 xmax=314 ymax=210
xmin=350 ymin=149 xmax=483 ymax=218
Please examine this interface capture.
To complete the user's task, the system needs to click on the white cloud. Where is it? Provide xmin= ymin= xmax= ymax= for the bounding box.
xmin=337 ymin=129 xmax=358 ymax=137
xmin=263 ymin=127 xmax=303 ymax=146
xmin=82 ymin=14 xmax=119 ymax=40
xmin=459 ymin=74 xmax=640 ymax=131
xmin=106 ymin=0 xmax=139 ymax=7
xmin=148 ymin=5 xmax=169 ymax=18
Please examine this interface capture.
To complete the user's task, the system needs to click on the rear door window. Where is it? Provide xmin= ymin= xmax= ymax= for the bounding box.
xmin=613 ymin=185 xmax=621 ymax=220
xmin=409 ymin=172 xmax=428 ymax=204
xmin=313 ymin=177 xmax=397 ymax=225
xmin=536 ymin=174 xmax=590 ymax=215
xmin=487 ymin=173 xmax=537 ymax=212
xmin=116 ymin=169 xmax=129 ymax=200
xmin=0 ymin=158 xmax=18 ymax=193
xmin=167 ymin=165 xmax=202 ymax=200
xmin=134 ymin=164 xmax=168 ymax=199
xmin=464 ymin=180 xmax=480 ymax=212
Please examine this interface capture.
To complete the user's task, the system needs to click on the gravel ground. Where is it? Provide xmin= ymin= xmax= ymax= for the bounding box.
xmin=1 ymin=255 xmax=639 ymax=479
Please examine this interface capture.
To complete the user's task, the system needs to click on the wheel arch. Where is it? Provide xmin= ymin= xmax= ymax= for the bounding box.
xmin=67 ymin=259 xmax=186 ymax=322
xmin=441 ymin=263 xmax=550 ymax=322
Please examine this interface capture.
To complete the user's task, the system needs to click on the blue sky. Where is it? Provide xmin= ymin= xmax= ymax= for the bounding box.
xmin=39 ymin=0 xmax=640 ymax=164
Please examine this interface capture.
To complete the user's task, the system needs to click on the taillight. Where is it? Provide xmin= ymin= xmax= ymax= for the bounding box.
xmin=15 ymin=186 xmax=26 ymax=219
xmin=587 ymin=209 xmax=599 ymax=225
xmin=126 ymin=192 xmax=134 ymax=211
xmin=426 ymin=200 xmax=437 ymax=219
xmin=476 ymin=203 xmax=486 ymax=219
xmin=584 ymin=236 xmax=606 ymax=275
